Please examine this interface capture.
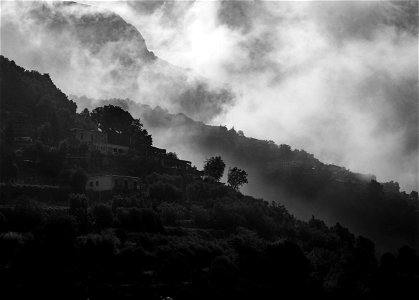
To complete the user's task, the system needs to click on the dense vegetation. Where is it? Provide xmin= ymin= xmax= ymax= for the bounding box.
xmin=0 ymin=56 xmax=77 ymax=142
xmin=1 ymin=176 xmax=418 ymax=299
xmin=1 ymin=56 xmax=418 ymax=299
xmin=75 ymin=96 xmax=419 ymax=251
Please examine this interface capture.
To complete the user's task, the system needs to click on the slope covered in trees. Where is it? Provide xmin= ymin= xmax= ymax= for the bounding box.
xmin=0 ymin=55 xmax=77 ymax=142
xmin=0 ymin=57 xmax=418 ymax=299
xmin=73 ymin=96 xmax=419 ymax=252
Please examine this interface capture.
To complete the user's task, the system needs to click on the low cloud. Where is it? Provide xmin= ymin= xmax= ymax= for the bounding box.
xmin=0 ymin=1 xmax=234 ymax=122
xmin=1 ymin=0 xmax=417 ymax=191
xmin=113 ymin=0 xmax=418 ymax=191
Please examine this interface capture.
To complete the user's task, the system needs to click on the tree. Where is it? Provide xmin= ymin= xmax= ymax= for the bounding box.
xmin=91 ymin=105 xmax=152 ymax=150
xmin=91 ymin=204 xmax=114 ymax=228
xmin=70 ymin=168 xmax=88 ymax=193
xmin=12 ymin=197 xmax=44 ymax=232
xmin=149 ymin=182 xmax=182 ymax=203
xmin=227 ymin=167 xmax=248 ymax=191
xmin=167 ymin=152 xmax=178 ymax=159
xmin=69 ymin=193 xmax=89 ymax=229
xmin=74 ymin=108 xmax=96 ymax=130
xmin=410 ymin=191 xmax=418 ymax=202
xmin=203 ymin=156 xmax=226 ymax=181
xmin=3 ymin=123 xmax=15 ymax=145
xmin=0 ymin=159 xmax=18 ymax=183
xmin=69 ymin=194 xmax=88 ymax=216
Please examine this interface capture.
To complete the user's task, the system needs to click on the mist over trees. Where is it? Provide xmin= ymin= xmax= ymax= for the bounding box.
xmin=1 ymin=1 xmax=236 ymax=123
xmin=73 ymin=96 xmax=419 ymax=252
xmin=1 ymin=37 xmax=418 ymax=299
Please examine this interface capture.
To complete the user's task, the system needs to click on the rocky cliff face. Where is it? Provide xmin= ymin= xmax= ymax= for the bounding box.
xmin=28 ymin=2 xmax=156 ymax=65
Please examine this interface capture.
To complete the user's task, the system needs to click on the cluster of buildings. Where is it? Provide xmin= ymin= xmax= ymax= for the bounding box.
xmin=71 ymin=128 xmax=194 ymax=194
xmin=326 ymin=164 xmax=376 ymax=184
xmin=274 ymin=160 xmax=376 ymax=185
xmin=71 ymin=128 xmax=129 ymax=155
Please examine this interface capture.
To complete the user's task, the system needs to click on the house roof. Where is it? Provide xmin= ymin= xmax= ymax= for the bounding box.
xmin=87 ymin=174 xmax=141 ymax=180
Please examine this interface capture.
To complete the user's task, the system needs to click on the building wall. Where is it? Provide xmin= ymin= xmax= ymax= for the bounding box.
xmin=107 ymin=144 xmax=129 ymax=155
xmin=113 ymin=177 xmax=140 ymax=191
xmin=86 ymin=175 xmax=141 ymax=192
xmin=86 ymin=176 xmax=114 ymax=192
xmin=73 ymin=129 xmax=129 ymax=155
xmin=74 ymin=129 xmax=108 ymax=145
xmin=91 ymin=143 xmax=109 ymax=154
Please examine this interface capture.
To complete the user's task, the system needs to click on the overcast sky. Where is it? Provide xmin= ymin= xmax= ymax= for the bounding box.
xmin=1 ymin=0 xmax=418 ymax=191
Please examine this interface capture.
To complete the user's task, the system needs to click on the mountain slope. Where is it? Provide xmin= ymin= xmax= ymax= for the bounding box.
xmin=73 ymin=96 xmax=419 ymax=251
xmin=2 ymin=1 xmax=417 ymax=251
xmin=0 ymin=55 xmax=77 ymax=139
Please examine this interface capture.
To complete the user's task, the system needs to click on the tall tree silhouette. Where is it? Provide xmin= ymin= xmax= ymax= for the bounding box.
xmin=203 ymin=156 xmax=226 ymax=181
xmin=227 ymin=167 xmax=248 ymax=191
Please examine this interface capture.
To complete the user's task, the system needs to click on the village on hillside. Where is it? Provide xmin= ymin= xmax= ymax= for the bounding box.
xmin=4 ymin=119 xmax=200 ymax=204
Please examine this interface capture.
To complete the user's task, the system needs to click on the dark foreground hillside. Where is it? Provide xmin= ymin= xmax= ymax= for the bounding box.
xmin=1 ymin=57 xmax=419 ymax=299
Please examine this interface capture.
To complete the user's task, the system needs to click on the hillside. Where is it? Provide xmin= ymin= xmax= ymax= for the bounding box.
xmin=0 ymin=55 xmax=77 ymax=140
xmin=0 ymin=56 xmax=418 ymax=299
xmin=73 ymin=96 xmax=419 ymax=252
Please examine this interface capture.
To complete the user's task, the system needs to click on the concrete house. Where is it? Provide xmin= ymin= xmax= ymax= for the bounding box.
xmin=71 ymin=128 xmax=129 ymax=155
xmin=85 ymin=174 xmax=142 ymax=193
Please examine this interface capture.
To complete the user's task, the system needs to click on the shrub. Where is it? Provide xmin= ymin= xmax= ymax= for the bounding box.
xmin=212 ymin=203 xmax=245 ymax=231
xmin=91 ymin=204 xmax=114 ymax=228
xmin=158 ymin=202 xmax=185 ymax=226
xmin=192 ymin=205 xmax=211 ymax=228
xmin=43 ymin=215 xmax=77 ymax=253
xmin=0 ymin=211 xmax=7 ymax=232
xmin=265 ymin=240 xmax=309 ymax=286
xmin=209 ymin=255 xmax=237 ymax=289
xmin=70 ymin=168 xmax=88 ymax=193
xmin=146 ymin=173 xmax=183 ymax=188
xmin=112 ymin=195 xmax=145 ymax=211
xmin=0 ymin=232 xmax=25 ymax=263
xmin=149 ymin=182 xmax=182 ymax=203
xmin=77 ymin=233 xmax=119 ymax=265
xmin=69 ymin=193 xmax=88 ymax=214
xmin=116 ymin=207 xmax=163 ymax=232
xmin=12 ymin=197 xmax=44 ymax=231
xmin=69 ymin=193 xmax=89 ymax=227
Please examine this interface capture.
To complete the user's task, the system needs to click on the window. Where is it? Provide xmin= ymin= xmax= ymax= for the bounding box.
xmin=89 ymin=181 xmax=93 ymax=187
xmin=114 ymin=148 xmax=117 ymax=153
xmin=80 ymin=133 xmax=84 ymax=140
xmin=96 ymin=181 xmax=99 ymax=186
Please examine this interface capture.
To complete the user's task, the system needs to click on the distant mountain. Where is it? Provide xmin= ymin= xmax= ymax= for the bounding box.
xmin=72 ymin=95 xmax=419 ymax=251
xmin=30 ymin=2 xmax=156 ymax=64
xmin=1 ymin=1 xmax=234 ymax=122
